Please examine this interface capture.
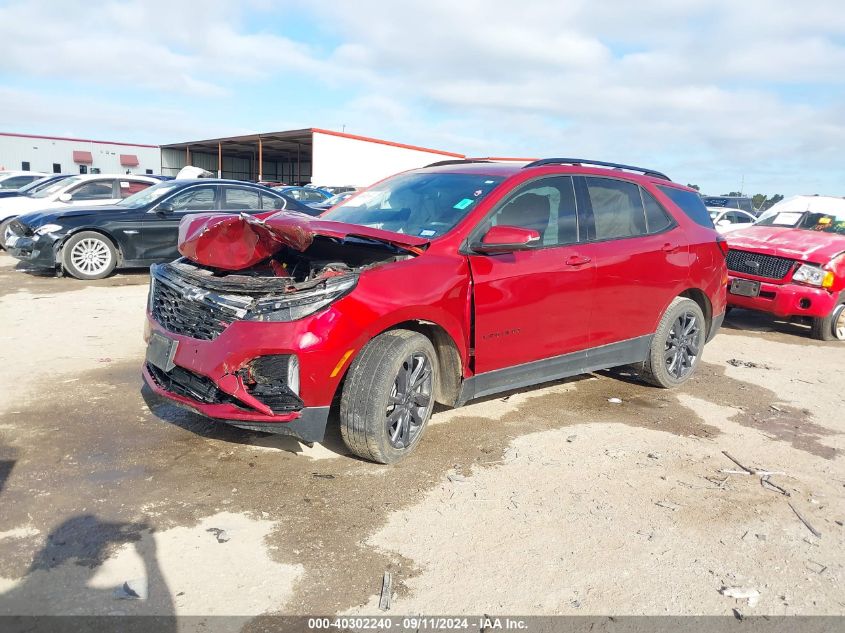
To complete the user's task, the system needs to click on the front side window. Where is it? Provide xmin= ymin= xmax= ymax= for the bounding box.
xmin=31 ymin=176 xmax=84 ymax=199
xmin=660 ymin=186 xmax=714 ymax=228
xmin=168 ymin=186 xmax=217 ymax=212
xmin=71 ymin=180 xmax=115 ymax=200
xmin=324 ymin=172 xmax=504 ymax=238
xmin=482 ymin=176 xmax=578 ymax=246
xmin=222 ymin=187 xmax=261 ymax=210
xmin=585 ymin=177 xmax=646 ymax=240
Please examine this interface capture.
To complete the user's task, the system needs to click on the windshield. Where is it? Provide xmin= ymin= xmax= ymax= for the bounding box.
xmin=30 ymin=176 xmax=85 ymax=198
xmin=756 ymin=211 xmax=845 ymax=235
xmin=322 ymin=172 xmax=505 ymax=237
xmin=118 ymin=181 xmax=182 ymax=208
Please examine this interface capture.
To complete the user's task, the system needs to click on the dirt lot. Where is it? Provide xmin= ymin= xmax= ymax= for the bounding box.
xmin=0 ymin=250 xmax=843 ymax=621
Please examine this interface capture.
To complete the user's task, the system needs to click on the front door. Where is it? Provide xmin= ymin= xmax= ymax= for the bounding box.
xmin=140 ymin=184 xmax=219 ymax=261
xmin=468 ymin=176 xmax=595 ymax=375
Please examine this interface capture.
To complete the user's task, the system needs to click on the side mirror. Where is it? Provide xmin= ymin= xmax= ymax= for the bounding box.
xmin=155 ymin=201 xmax=176 ymax=216
xmin=471 ymin=225 xmax=541 ymax=254
xmin=58 ymin=193 xmax=72 ymax=202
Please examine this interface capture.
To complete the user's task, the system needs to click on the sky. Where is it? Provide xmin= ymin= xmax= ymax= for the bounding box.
xmin=0 ymin=0 xmax=843 ymax=196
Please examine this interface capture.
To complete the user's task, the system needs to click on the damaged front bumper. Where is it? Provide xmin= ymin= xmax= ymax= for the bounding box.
xmin=142 ymin=261 xmax=364 ymax=442
xmin=5 ymin=233 xmax=58 ymax=268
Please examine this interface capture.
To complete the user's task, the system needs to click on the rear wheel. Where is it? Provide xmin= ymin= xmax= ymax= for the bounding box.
xmin=640 ymin=297 xmax=706 ymax=388
xmin=61 ymin=231 xmax=118 ymax=280
xmin=811 ymin=298 xmax=845 ymax=341
xmin=340 ymin=329 xmax=437 ymax=464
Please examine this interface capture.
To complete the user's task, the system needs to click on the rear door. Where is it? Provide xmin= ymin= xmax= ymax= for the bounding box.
xmin=468 ymin=175 xmax=596 ymax=376
xmin=139 ymin=184 xmax=219 ymax=261
xmin=578 ymin=176 xmax=689 ymax=348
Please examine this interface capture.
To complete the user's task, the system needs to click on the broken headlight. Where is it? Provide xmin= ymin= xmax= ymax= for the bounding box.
xmin=793 ymin=264 xmax=834 ymax=288
xmin=245 ymin=275 xmax=357 ymax=322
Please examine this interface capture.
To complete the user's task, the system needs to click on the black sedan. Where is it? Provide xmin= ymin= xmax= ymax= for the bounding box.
xmin=5 ymin=179 xmax=311 ymax=280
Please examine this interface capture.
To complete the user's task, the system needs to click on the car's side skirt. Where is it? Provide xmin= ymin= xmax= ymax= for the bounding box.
xmin=456 ymin=334 xmax=653 ymax=405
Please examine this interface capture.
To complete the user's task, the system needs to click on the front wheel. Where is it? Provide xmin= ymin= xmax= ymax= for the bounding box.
xmin=340 ymin=329 xmax=437 ymax=464
xmin=811 ymin=299 xmax=845 ymax=341
xmin=640 ymin=297 xmax=706 ymax=388
xmin=0 ymin=217 xmax=17 ymax=250
xmin=61 ymin=231 xmax=118 ymax=280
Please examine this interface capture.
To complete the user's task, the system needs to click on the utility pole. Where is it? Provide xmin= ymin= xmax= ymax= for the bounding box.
xmin=740 ymin=174 xmax=745 ymax=196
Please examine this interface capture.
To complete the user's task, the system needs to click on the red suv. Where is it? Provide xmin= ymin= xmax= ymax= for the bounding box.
xmin=143 ymin=158 xmax=727 ymax=463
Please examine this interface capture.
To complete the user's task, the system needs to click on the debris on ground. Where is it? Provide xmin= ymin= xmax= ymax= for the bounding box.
xmin=113 ymin=578 xmax=148 ymax=600
xmin=655 ymin=500 xmax=680 ymax=511
xmin=647 ymin=452 xmax=661 ymax=460
xmin=607 ymin=398 xmax=623 ymax=404
xmin=206 ymin=527 xmax=231 ymax=543
xmin=566 ymin=435 xmax=577 ymax=443
xmin=378 ymin=571 xmax=392 ymax=611
xmin=721 ymin=586 xmax=760 ymax=607
xmin=789 ymin=503 xmax=822 ymax=538
xmin=805 ymin=560 xmax=827 ymax=574
xmin=447 ymin=474 xmax=468 ymax=483
xmin=727 ymin=358 xmax=771 ymax=370
xmin=761 ymin=476 xmax=790 ymax=496
xmin=312 ymin=473 xmax=336 ymax=479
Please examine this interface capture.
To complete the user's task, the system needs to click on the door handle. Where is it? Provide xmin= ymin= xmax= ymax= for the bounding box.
xmin=662 ymin=243 xmax=681 ymax=253
xmin=565 ymin=254 xmax=591 ymax=266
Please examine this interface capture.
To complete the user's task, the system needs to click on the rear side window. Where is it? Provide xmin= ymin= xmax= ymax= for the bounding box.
xmin=659 ymin=186 xmax=714 ymax=228
xmin=71 ymin=180 xmax=116 ymax=200
xmin=119 ymin=180 xmax=152 ymax=198
xmin=261 ymin=192 xmax=284 ymax=210
xmin=641 ymin=189 xmax=675 ymax=234
xmin=223 ymin=187 xmax=261 ymax=210
xmin=585 ymin=177 xmax=646 ymax=240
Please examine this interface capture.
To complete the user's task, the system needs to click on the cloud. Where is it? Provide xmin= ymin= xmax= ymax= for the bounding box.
xmin=1 ymin=0 xmax=844 ymax=194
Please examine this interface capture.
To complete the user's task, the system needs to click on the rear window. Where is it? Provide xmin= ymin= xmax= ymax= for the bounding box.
xmin=659 ymin=186 xmax=714 ymax=228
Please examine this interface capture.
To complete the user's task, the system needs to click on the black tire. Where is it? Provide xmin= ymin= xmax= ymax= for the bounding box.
xmin=640 ymin=297 xmax=706 ymax=388
xmin=340 ymin=329 xmax=437 ymax=464
xmin=0 ymin=217 xmax=17 ymax=250
xmin=810 ymin=297 xmax=845 ymax=341
xmin=60 ymin=231 xmax=118 ymax=280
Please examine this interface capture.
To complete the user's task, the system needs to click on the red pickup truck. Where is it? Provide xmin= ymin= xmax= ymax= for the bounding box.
xmin=726 ymin=210 xmax=845 ymax=341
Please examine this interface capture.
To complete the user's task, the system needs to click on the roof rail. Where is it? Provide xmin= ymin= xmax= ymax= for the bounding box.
xmin=424 ymin=159 xmax=492 ymax=168
xmin=522 ymin=158 xmax=671 ymax=181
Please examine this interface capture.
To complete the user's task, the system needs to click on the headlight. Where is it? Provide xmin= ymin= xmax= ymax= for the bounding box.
xmin=793 ymin=264 xmax=834 ymax=287
xmin=33 ymin=223 xmax=62 ymax=236
xmin=245 ymin=275 xmax=357 ymax=322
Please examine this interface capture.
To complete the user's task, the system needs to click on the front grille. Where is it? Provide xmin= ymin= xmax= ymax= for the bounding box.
xmin=727 ymin=249 xmax=794 ymax=280
xmin=146 ymin=362 xmax=241 ymax=407
xmin=150 ymin=277 xmax=235 ymax=341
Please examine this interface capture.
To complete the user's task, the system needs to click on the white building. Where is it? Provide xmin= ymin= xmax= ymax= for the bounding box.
xmin=161 ymin=128 xmax=467 ymax=187
xmin=0 ymin=132 xmax=161 ymax=176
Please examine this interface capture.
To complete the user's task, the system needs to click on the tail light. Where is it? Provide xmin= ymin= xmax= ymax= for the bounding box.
xmin=716 ymin=236 xmax=729 ymax=257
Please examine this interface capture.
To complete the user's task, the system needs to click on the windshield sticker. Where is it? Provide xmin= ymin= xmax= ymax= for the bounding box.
xmin=453 ymin=198 xmax=475 ymax=210
xmin=772 ymin=212 xmax=802 ymax=225
xmin=419 ymin=229 xmax=436 ymax=237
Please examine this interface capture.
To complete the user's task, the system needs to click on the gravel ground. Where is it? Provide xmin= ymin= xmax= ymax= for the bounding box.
xmin=0 ymin=251 xmax=842 ymax=621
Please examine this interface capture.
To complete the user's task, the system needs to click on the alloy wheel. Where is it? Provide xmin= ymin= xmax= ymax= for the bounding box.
xmin=664 ymin=311 xmax=701 ymax=379
xmin=833 ymin=304 xmax=845 ymax=341
xmin=70 ymin=238 xmax=112 ymax=275
xmin=385 ymin=352 xmax=433 ymax=449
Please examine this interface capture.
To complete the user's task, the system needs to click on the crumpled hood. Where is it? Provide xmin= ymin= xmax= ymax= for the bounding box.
xmin=727 ymin=226 xmax=845 ymax=264
xmin=18 ymin=205 xmax=124 ymax=227
xmin=178 ymin=210 xmax=429 ymax=270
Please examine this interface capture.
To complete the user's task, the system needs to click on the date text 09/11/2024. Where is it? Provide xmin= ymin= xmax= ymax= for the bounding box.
xmin=307 ymin=616 xmax=528 ymax=630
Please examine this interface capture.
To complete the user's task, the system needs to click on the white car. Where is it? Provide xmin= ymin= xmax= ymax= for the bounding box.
xmin=708 ymin=208 xmax=757 ymax=234
xmin=0 ymin=174 xmax=158 ymax=224
xmin=0 ymin=171 xmax=48 ymax=190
